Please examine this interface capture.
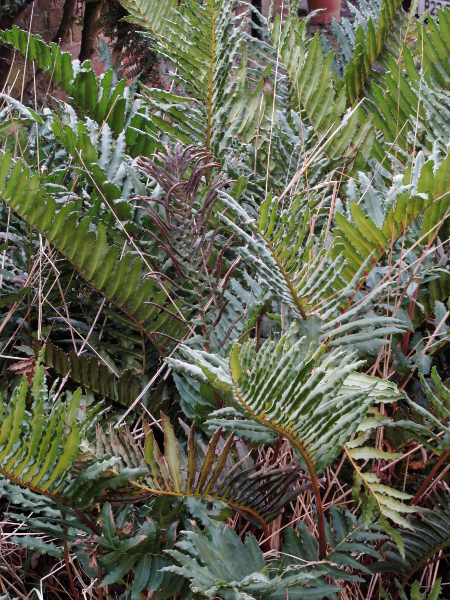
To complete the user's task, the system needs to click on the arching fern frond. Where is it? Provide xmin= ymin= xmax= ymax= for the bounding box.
xmin=168 ymin=328 xmax=400 ymax=557
xmin=219 ymin=191 xmax=407 ymax=350
xmin=338 ymin=0 xmax=405 ymax=103
xmin=34 ymin=340 xmax=141 ymax=408
xmin=378 ymin=497 xmax=450 ymax=584
xmin=0 ymin=151 xmax=190 ymax=349
xmin=0 ymin=351 xmax=304 ymax=541
xmin=96 ymin=416 xmax=303 ymax=532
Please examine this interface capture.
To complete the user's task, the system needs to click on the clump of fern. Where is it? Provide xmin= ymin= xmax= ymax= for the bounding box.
xmin=0 ymin=0 xmax=449 ymax=598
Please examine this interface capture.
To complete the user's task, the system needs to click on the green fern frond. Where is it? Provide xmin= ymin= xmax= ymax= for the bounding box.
xmin=0 ymin=151 xmax=189 ymax=349
xmin=165 ymin=522 xmax=337 ymax=599
xmin=219 ymin=191 xmax=407 ymax=350
xmin=168 ymin=330 xmax=400 ymax=474
xmin=371 ymin=9 xmax=450 ymax=159
xmin=34 ymin=340 xmax=141 ymax=408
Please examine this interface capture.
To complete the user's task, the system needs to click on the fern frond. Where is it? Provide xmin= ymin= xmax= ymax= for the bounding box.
xmin=34 ymin=340 xmax=141 ymax=408
xmin=170 ymin=329 xmax=401 ymax=474
xmin=371 ymin=9 xmax=450 ymax=159
xmin=97 ymin=416 xmax=302 ymax=532
xmin=341 ymin=0 xmax=403 ymax=102
xmin=283 ymin=508 xmax=386 ymax=577
xmin=165 ymin=522 xmax=337 ymax=599
xmin=250 ymin=14 xmax=375 ymax=169
xmin=124 ymin=0 xmax=249 ymax=159
xmin=218 ymin=190 xmax=407 ymax=351
xmin=0 ymin=151 xmax=189 ymax=349
xmin=378 ymin=497 xmax=450 ymax=586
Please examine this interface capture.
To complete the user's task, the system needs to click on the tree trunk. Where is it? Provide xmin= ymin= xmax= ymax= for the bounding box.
xmin=79 ymin=0 xmax=103 ymax=62
xmin=53 ymin=0 xmax=77 ymax=45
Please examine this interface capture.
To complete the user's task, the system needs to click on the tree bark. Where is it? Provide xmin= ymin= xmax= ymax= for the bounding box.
xmin=53 ymin=0 xmax=77 ymax=45
xmin=79 ymin=0 xmax=103 ymax=62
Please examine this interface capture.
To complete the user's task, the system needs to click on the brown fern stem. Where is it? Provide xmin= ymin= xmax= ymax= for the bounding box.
xmin=62 ymin=518 xmax=81 ymax=600
xmin=234 ymin=388 xmax=327 ymax=559
xmin=205 ymin=3 xmax=215 ymax=185
xmin=98 ymin=566 xmax=103 ymax=600
xmin=410 ymin=450 xmax=450 ymax=507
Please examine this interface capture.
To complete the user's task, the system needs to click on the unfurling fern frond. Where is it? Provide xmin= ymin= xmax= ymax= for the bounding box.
xmin=136 ymin=145 xmax=236 ymax=335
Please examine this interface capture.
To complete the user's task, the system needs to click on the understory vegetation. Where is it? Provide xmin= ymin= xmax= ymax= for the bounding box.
xmin=0 ymin=0 xmax=449 ymax=597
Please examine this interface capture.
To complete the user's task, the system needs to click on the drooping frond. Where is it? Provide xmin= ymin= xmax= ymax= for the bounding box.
xmin=35 ymin=340 xmax=140 ymax=408
xmin=168 ymin=330 xmax=400 ymax=476
xmin=380 ymin=497 xmax=450 ymax=582
xmin=0 ymin=28 xmax=140 ymax=138
xmin=0 ymin=151 xmax=190 ymax=349
xmin=0 ymin=27 xmax=76 ymax=93
xmin=98 ymin=416 xmax=303 ymax=531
